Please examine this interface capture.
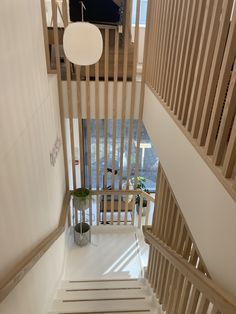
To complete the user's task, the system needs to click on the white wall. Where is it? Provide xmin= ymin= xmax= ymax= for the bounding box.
xmin=143 ymin=85 xmax=236 ymax=296
xmin=0 ymin=234 xmax=66 ymax=314
xmin=0 ymin=0 xmax=65 ymax=292
xmin=131 ymin=26 xmax=146 ymax=65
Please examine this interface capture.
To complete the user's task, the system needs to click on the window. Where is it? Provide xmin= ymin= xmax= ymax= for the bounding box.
xmin=132 ymin=0 xmax=148 ymax=25
xmin=83 ymin=119 xmax=158 ymax=192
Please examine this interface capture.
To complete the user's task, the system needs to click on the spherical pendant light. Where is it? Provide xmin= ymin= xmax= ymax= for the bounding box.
xmin=63 ymin=22 xmax=103 ymax=66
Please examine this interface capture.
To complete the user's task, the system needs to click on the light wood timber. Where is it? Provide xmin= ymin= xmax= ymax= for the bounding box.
xmin=62 ymin=0 xmax=76 ymax=189
xmin=143 ymin=226 xmax=236 ymax=314
xmin=51 ymin=0 xmax=69 ymax=189
xmin=119 ymin=0 xmax=131 ymax=189
xmin=125 ymin=0 xmax=141 ymax=190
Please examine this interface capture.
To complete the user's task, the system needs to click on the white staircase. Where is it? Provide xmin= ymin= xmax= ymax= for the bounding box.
xmin=49 ymin=278 xmax=162 ymax=314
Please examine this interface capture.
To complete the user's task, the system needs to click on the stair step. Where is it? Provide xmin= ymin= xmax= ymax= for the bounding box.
xmin=68 ymin=279 xmax=140 ymax=282
xmin=48 ymin=310 xmax=151 ymax=314
xmin=57 ymin=288 xmax=148 ymax=300
xmin=51 ymin=299 xmax=152 ymax=313
xmin=61 ymin=279 xmax=144 ymax=291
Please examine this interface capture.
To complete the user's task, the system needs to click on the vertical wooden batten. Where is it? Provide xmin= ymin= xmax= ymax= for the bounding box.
xmin=111 ymin=29 xmax=119 ymax=190
xmin=40 ymin=0 xmax=54 ymax=73
xmin=95 ymin=62 xmax=100 ymax=190
xmin=51 ymin=0 xmax=69 ymax=189
xmin=133 ymin=0 xmax=152 ymax=188
xmin=176 ymin=0 xmax=202 ymax=119
xmin=62 ymin=0 xmax=77 ymax=189
xmin=163 ymin=0 xmax=179 ymax=101
xmin=85 ymin=66 xmax=92 ymax=188
xmin=213 ymin=59 xmax=236 ymax=166
xmin=197 ymin=0 xmax=234 ymax=145
xmin=75 ymin=65 xmax=85 ymax=188
xmin=205 ymin=2 xmax=236 ymax=165
xmin=190 ymin=0 xmax=227 ymax=138
xmin=110 ymin=28 xmax=119 ymax=224
xmin=125 ymin=0 xmax=141 ymax=193
xmin=103 ymin=28 xmax=109 ymax=188
xmin=119 ymin=0 xmax=131 ymax=189
xmin=172 ymin=0 xmax=194 ymax=115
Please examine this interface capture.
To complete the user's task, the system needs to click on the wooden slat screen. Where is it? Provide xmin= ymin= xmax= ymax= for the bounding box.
xmin=40 ymin=0 xmax=156 ymax=202
xmin=145 ymin=0 xmax=236 ymax=201
xmin=144 ymin=226 xmax=236 ymax=314
xmin=71 ymin=190 xmax=155 ymax=228
xmin=149 ymin=164 xmax=209 ymax=277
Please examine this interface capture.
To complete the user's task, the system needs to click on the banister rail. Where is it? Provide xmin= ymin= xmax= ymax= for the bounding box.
xmin=0 ymin=191 xmax=71 ymax=303
xmin=143 ymin=226 xmax=236 ymax=314
xmin=151 ymin=164 xmax=209 ymax=277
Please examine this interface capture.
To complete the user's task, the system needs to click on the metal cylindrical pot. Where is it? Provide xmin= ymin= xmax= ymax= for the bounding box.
xmin=74 ymin=222 xmax=91 ymax=246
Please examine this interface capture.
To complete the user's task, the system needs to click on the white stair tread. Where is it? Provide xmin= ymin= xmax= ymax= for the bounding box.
xmin=49 ymin=312 xmax=153 ymax=314
xmin=51 ymin=299 xmax=152 ymax=313
xmin=61 ymin=279 xmax=144 ymax=290
xmin=57 ymin=288 xmax=147 ymax=300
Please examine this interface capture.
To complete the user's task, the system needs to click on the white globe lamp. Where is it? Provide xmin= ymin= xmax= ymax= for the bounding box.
xmin=63 ymin=22 xmax=103 ymax=66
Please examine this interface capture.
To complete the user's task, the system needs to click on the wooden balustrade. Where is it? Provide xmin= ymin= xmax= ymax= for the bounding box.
xmin=151 ymin=164 xmax=209 ymax=276
xmin=143 ymin=226 xmax=236 ymax=314
xmin=41 ymin=0 xmax=135 ymax=81
xmin=145 ymin=0 xmax=236 ymax=201
xmin=71 ymin=189 xmax=155 ymax=228
xmin=40 ymin=0 xmax=152 ymax=194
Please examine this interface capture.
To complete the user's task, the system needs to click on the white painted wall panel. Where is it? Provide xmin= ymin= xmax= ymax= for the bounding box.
xmin=143 ymin=85 xmax=236 ymax=296
xmin=0 ymin=234 xmax=65 ymax=314
xmin=0 ymin=0 xmax=65 ymax=284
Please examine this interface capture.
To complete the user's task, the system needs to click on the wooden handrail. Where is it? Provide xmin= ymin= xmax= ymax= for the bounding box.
xmin=0 ymin=191 xmax=71 ymax=303
xmin=89 ymin=189 xmax=155 ymax=228
xmin=90 ymin=189 xmax=141 ymax=196
xmin=141 ymin=191 xmax=155 ymax=202
xmin=90 ymin=189 xmax=155 ymax=200
xmin=143 ymin=225 xmax=236 ymax=314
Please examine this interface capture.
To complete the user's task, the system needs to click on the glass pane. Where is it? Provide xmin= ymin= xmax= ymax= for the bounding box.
xmin=82 ymin=119 xmax=158 ymax=192
xmin=132 ymin=0 xmax=148 ymax=25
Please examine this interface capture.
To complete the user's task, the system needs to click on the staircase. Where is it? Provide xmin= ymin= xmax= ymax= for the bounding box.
xmin=49 ymin=278 xmax=162 ymax=314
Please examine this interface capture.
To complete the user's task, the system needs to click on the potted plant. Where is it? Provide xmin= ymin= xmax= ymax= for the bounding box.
xmin=71 ymin=187 xmax=90 ymax=211
xmin=71 ymin=188 xmax=91 ymax=246
xmin=131 ymin=176 xmax=150 ymax=216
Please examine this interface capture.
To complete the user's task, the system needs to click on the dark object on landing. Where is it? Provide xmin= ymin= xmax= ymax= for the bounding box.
xmin=107 ymin=167 xmax=118 ymax=175
xmin=69 ymin=0 xmax=121 ymax=24
xmin=74 ymin=222 xmax=90 ymax=233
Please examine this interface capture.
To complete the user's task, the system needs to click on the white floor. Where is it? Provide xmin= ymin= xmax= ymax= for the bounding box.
xmin=63 ymin=225 xmax=149 ymax=280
